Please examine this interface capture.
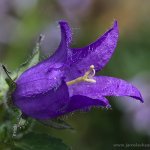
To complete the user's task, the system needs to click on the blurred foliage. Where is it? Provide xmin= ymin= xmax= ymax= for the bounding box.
xmin=14 ymin=132 xmax=70 ymax=150
xmin=0 ymin=0 xmax=150 ymax=150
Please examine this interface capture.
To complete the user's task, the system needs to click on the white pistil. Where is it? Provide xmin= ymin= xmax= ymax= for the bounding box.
xmin=66 ymin=65 xmax=96 ymax=86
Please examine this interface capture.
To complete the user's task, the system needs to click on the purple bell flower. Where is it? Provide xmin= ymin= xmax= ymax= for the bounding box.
xmin=12 ymin=20 xmax=143 ymax=120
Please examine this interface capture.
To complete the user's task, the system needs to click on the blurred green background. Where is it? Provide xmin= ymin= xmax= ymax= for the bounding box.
xmin=0 ymin=0 xmax=150 ymax=149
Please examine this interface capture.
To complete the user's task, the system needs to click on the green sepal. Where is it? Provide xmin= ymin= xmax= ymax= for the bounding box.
xmin=15 ymin=35 xmax=44 ymax=78
xmin=0 ymin=67 xmax=9 ymax=103
xmin=1 ymin=65 xmax=16 ymax=107
xmin=37 ymin=118 xmax=74 ymax=130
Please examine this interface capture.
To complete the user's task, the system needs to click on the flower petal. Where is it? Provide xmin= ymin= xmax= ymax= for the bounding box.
xmin=31 ymin=20 xmax=72 ymax=69
xmin=47 ymin=20 xmax=72 ymax=67
xmin=16 ymin=67 xmax=64 ymax=95
xmin=15 ymin=21 xmax=72 ymax=93
xmin=13 ymin=21 xmax=73 ymax=119
xmin=68 ymin=76 xmax=143 ymax=102
xmin=61 ymin=95 xmax=110 ymax=114
xmin=66 ymin=21 xmax=119 ymax=80
xmin=13 ymin=81 xmax=70 ymax=119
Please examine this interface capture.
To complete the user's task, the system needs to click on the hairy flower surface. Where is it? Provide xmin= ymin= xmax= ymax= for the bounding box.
xmin=12 ymin=20 xmax=143 ymax=120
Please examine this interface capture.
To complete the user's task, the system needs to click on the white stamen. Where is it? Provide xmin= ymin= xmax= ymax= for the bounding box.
xmin=67 ymin=65 xmax=96 ymax=86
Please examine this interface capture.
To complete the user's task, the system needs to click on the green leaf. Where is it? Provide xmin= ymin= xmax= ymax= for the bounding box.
xmin=15 ymin=35 xmax=44 ymax=78
xmin=1 ymin=65 xmax=16 ymax=95
xmin=5 ymin=78 xmax=16 ymax=93
xmin=17 ymin=47 xmax=39 ymax=76
xmin=0 ymin=123 xmax=9 ymax=142
xmin=14 ymin=132 xmax=70 ymax=150
xmin=0 ymin=121 xmax=13 ymax=143
xmin=17 ymin=40 xmax=40 ymax=77
xmin=0 ymin=66 xmax=9 ymax=102
xmin=38 ymin=119 xmax=74 ymax=130
xmin=11 ymin=148 xmax=23 ymax=150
